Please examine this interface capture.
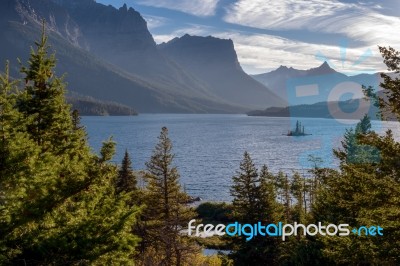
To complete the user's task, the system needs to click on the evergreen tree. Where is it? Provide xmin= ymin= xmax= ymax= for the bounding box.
xmin=364 ymin=46 xmax=400 ymax=121
xmin=71 ymin=109 xmax=82 ymax=130
xmin=334 ymin=114 xmax=379 ymax=164
xmin=230 ymin=151 xmax=260 ymax=222
xmin=258 ymin=165 xmax=279 ymax=223
xmin=313 ymin=47 xmax=400 ymax=264
xmin=142 ymin=126 xmax=196 ymax=265
xmin=229 ymin=153 xmax=279 ymax=265
xmin=274 ymin=171 xmax=291 ymax=221
xmin=0 ymin=24 xmax=139 ymax=264
xmin=116 ymin=149 xmax=138 ymax=194
xmin=290 ymin=172 xmax=306 ymax=223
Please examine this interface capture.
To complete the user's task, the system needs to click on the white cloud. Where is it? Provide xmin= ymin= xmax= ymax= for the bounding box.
xmin=215 ymin=32 xmax=386 ymax=74
xmin=142 ymin=14 xmax=169 ymax=30
xmin=153 ymin=25 xmax=387 ymax=74
xmin=224 ymin=0 xmax=353 ymax=30
xmin=137 ymin=0 xmax=220 ymax=17
xmin=224 ymin=0 xmax=400 ymax=48
xmin=152 ymin=24 xmax=218 ymax=43
xmin=153 ymin=34 xmax=177 ymax=44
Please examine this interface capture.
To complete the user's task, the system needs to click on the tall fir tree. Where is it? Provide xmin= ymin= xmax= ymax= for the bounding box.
xmin=334 ymin=114 xmax=379 ymax=164
xmin=230 ymin=151 xmax=260 ymax=222
xmin=141 ymin=126 xmax=196 ymax=265
xmin=229 ymin=153 xmax=279 ymax=265
xmin=0 ymin=24 xmax=140 ymax=264
xmin=313 ymin=47 xmax=400 ymax=264
xmin=116 ymin=149 xmax=138 ymax=194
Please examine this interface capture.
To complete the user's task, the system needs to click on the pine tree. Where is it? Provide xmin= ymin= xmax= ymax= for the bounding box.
xmin=142 ymin=126 xmax=196 ymax=265
xmin=116 ymin=149 xmax=138 ymax=194
xmin=71 ymin=109 xmax=82 ymax=130
xmin=313 ymin=47 xmax=400 ymax=264
xmin=290 ymin=172 xmax=306 ymax=223
xmin=230 ymin=151 xmax=260 ymax=222
xmin=229 ymin=153 xmax=279 ymax=265
xmin=334 ymin=114 xmax=379 ymax=164
xmin=364 ymin=46 xmax=400 ymax=121
xmin=258 ymin=165 xmax=279 ymax=223
xmin=0 ymin=24 xmax=139 ymax=264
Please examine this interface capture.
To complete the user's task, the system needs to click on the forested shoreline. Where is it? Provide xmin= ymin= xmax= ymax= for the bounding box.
xmin=1 ymin=28 xmax=399 ymax=265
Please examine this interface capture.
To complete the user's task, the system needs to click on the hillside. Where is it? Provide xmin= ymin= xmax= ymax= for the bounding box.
xmin=0 ymin=0 xmax=248 ymax=113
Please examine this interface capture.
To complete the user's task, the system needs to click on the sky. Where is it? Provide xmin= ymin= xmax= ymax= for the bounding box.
xmin=97 ymin=0 xmax=400 ymax=74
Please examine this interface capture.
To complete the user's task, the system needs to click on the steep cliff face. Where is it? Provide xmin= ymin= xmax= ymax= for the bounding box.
xmin=1 ymin=0 xmax=87 ymax=48
xmin=159 ymin=35 xmax=285 ymax=109
xmin=53 ymin=0 xmax=219 ymax=100
xmin=0 ymin=0 xmax=281 ymax=112
xmin=55 ymin=0 xmax=155 ymax=53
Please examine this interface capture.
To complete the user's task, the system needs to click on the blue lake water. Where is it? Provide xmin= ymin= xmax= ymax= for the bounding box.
xmin=82 ymin=114 xmax=400 ymax=202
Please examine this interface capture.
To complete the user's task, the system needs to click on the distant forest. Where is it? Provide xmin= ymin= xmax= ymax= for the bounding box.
xmin=248 ymin=99 xmax=384 ymax=120
xmin=67 ymin=93 xmax=137 ymax=116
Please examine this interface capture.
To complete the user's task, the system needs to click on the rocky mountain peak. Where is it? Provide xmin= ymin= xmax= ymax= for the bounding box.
xmin=308 ymin=61 xmax=337 ymax=75
xmin=159 ymin=34 xmax=239 ymax=69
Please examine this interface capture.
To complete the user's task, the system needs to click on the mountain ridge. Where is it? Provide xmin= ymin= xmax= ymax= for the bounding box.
xmin=0 ymin=0 xmax=250 ymax=113
xmin=159 ymin=34 xmax=286 ymax=109
xmin=252 ymin=62 xmax=380 ymax=105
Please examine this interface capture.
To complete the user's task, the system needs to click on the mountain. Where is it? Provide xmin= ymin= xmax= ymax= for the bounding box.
xmin=0 ymin=0 xmax=247 ymax=113
xmin=53 ymin=0 xmax=220 ymax=101
xmin=158 ymin=34 xmax=285 ymax=109
xmin=252 ymin=62 xmax=380 ymax=105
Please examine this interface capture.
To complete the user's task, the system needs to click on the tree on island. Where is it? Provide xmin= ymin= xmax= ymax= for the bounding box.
xmin=288 ymin=120 xmax=308 ymax=136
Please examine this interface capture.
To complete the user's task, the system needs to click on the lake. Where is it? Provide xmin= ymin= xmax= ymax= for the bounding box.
xmin=82 ymin=114 xmax=400 ymax=202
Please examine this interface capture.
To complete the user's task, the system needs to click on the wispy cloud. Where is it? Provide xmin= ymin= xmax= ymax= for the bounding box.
xmin=224 ymin=0 xmax=400 ymax=47
xmin=153 ymin=25 xmax=387 ymax=74
xmin=224 ymin=0 xmax=353 ymax=30
xmin=216 ymin=32 xmax=386 ymax=74
xmin=137 ymin=0 xmax=220 ymax=17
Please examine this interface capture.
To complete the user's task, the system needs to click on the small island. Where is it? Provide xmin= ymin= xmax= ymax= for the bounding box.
xmin=287 ymin=120 xmax=311 ymax=136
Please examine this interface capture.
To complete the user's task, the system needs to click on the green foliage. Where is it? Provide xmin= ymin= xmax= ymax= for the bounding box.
xmin=139 ymin=126 xmax=197 ymax=265
xmin=230 ymin=152 xmax=260 ymax=222
xmin=313 ymin=46 xmax=400 ymax=265
xmin=364 ymin=46 xmax=400 ymax=121
xmin=0 ymin=25 xmax=139 ymax=264
xmin=334 ymin=114 xmax=380 ymax=164
xmin=196 ymin=202 xmax=233 ymax=224
xmin=229 ymin=152 xmax=279 ymax=265
xmin=116 ymin=149 xmax=138 ymax=194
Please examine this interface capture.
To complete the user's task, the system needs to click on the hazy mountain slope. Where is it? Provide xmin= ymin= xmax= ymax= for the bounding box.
xmin=159 ymin=34 xmax=286 ymax=109
xmin=0 ymin=0 xmax=244 ymax=113
xmin=53 ymin=0 xmax=225 ymax=102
